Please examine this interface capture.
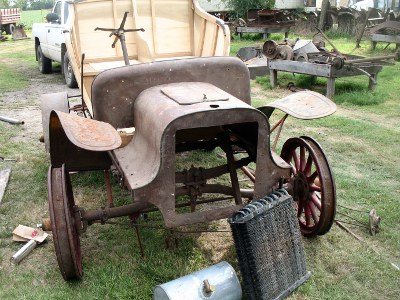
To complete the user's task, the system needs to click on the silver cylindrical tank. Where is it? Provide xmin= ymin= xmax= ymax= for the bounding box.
xmin=153 ymin=261 xmax=241 ymax=300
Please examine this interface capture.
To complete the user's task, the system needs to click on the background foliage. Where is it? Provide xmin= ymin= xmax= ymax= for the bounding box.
xmin=0 ymin=0 xmax=54 ymax=10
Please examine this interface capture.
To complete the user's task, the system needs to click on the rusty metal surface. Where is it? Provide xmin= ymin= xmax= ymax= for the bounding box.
xmin=91 ymin=56 xmax=251 ymax=129
xmin=111 ymin=81 xmax=289 ymax=227
xmin=40 ymin=92 xmax=69 ymax=152
xmin=49 ymin=111 xmax=111 ymax=171
xmin=258 ymin=91 xmax=337 ymax=120
xmin=280 ymin=137 xmax=336 ymax=237
xmin=53 ymin=111 xmax=121 ymax=151
xmin=161 ymin=82 xmax=230 ymax=105
xmin=48 ymin=165 xmax=82 ymax=280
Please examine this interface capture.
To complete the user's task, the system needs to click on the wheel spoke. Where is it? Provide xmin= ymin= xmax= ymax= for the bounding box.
xmin=289 ymin=162 xmax=297 ymax=175
xmin=310 ymin=192 xmax=322 ymax=211
xmin=300 ymin=145 xmax=306 ymax=171
xmin=292 ymin=148 xmax=300 ymax=171
xmin=304 ymin=154 xmax=313 ymax=176
xmin=305 ymin=204 xmax=311 ymax=226
xmin=308 ymin=170 xmax=318 ymax=184
xmin=310 ymin=184 xmax=321 ymax=192
xmin=297 ymin=201 xmax=304 ymax=217
xmin=309 ymin=201 xmax=319 ymax=224
xmin=281 ymin=137 xmax=336 ymax=237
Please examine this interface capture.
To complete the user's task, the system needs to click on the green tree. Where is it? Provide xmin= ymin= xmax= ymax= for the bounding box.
xmin=0 ymin=0 xmax=11 ymax=8
xmin=224 ymin=0 xmax=275 ymax=18
xmin=15 ymin=0 xmax=28 ymax=10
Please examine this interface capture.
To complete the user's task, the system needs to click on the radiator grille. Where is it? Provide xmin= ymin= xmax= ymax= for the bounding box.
xmin=229 ymin=189 xmax=311 ymax=300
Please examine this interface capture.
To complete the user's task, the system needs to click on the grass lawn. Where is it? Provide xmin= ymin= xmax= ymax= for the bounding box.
xmin=0 ymin=31 xmax=399 ymax=299
xmin=20 ymin=10 xmax=49 ymax=29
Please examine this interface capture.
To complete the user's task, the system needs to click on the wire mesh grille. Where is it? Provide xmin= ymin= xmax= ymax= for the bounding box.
xmin=229 ymin=189 xmax=311 ymax=300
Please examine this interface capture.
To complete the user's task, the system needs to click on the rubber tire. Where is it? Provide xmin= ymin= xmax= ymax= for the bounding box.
xmin=63 ymin=52 xmax=78 ymax=88
xmin=6 ymin=24 xmax=15 ymax=35
xmin=37 ymin=45 xmax=52 ymax=74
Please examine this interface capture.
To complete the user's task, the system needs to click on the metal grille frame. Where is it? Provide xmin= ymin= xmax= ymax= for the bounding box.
xmin=229 ymin=189 xmax=311 ymax=300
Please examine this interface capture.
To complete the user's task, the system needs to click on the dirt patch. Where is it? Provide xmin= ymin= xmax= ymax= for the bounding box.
xmin=0 ymin=42 xmax=78 ymax=137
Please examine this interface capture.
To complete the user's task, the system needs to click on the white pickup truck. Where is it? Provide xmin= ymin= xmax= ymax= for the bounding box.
xmin=32 ymin=0 xmax=77 ymax=88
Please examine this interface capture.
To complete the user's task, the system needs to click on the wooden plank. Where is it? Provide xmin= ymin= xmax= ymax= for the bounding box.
xmin=326 ymin=78 xmax=335 ymax=98
xmin=196 ymin=19 xmax=206 ymax=56
xmin=111 ymin=0 xmax=122 ymax=57
xmin=269 ymin=60 xmax=383 ymax=78
xmin=0 ymin=168 xmax=11 ymax=204
xmin=268 ymin=60 xmax=332 ymax=77
xmin=318 ymin=0 xmax=329 ymax=30
xmin=213 ymin=26 xmax=219 ymax=56
xmin=209 ymin=24 xmax=217 ymax=57
xmin=331 ymin=65 xmax=383 ymax=77
xmin=112 ymin=0 xmax=118 ymax=28
xmin=236 ymin=26 xmax=291 ymax=34
xmin=73 ymin=3 xmax=82 ymax=64
xmin=189 ymin=0 xmax=194 ymax=55
xmin=150 ymin=0 xmax=157 ymax=54
xmin=371 ymin=34 xmax=400 ymax=43
xmin=154 ymin=52 xmax=192 ymax=59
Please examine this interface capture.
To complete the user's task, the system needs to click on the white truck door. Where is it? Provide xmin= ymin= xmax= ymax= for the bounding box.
xmin=46 ymin=1 xmax=66 ymax=61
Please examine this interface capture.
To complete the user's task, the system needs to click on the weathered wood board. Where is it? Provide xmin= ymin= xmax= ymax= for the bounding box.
xmin=0 ymin=168 xmax=11 ymax=204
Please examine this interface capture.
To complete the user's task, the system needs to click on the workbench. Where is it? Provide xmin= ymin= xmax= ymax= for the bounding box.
xmin=268 ymin=60 xmax=383 ymax=99
xmin=371 ymin=34 xmax=400 ymax=50
xmin=236 ymin=25 xmax=291 ymax=39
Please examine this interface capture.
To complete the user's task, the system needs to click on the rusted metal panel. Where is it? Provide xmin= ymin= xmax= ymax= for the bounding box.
xmin=40 ymin=92 xmax=70 ymax=152
xmin=53 ymin=111 xmax=121 ymax=151
xmin=258 ymin=91 xmax=336 ymax=120
xmin=91 ymin=56 xmax=251 ymax=129
xmin=49 ymin=111 xmax=111 ymax=171
xmin=110 ymin=81 xmax=289 ymax=227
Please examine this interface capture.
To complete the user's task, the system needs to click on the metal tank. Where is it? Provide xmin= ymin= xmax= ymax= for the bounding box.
xmin=153 ymin=261 xmax=242 ymax=300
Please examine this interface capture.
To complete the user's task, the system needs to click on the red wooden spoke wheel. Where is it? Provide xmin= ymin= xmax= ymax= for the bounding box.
xmin=48 ymin=165 xmax=83 ymax=280
xmin=280 ymin=137 xmax=336 ymax=237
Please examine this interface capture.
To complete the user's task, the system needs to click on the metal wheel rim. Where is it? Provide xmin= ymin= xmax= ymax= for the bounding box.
xmin=281 ymin=137 xmax=336 ymax=237
xmin=48 ymin=165 xmax=82 ymax=280
xmin=300 ymin=136 xmax=336 ymax=235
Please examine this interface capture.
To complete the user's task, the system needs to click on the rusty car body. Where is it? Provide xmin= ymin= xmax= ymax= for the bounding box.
xmin=40 ymin=0 xmax=337 ymax=280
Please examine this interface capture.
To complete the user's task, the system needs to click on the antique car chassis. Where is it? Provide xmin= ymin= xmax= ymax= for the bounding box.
xmin=44 ymin=56 xmax=337 ymax=280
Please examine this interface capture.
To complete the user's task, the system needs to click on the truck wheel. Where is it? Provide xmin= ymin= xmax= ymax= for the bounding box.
xmin=6 ymin=24 xmax=15 ymax=35
xmin=37 ymin=45 xmax=52 ymax=74
xmin=63 ymin=52 xmax=78 ymax=88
